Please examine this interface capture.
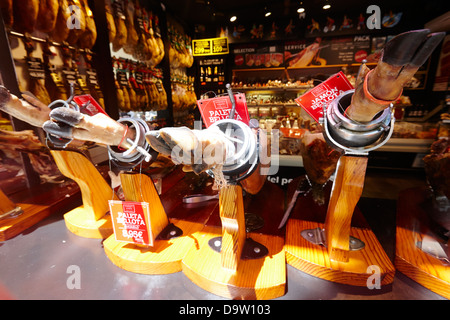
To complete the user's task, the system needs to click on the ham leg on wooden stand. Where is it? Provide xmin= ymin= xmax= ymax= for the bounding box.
xmin=345 ymin=29 xmax=445 ymax=123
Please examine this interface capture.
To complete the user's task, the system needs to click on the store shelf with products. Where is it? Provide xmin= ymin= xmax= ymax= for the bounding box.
xmin=0 ymin=0 xmax=198 ymax=240
xmin=384 ymin=98 xmax=450 ymax=154
xmin=0 ymin=0 xmax=200 ymax=186
xmin=198 ymin=57 xmax=226 ymax=86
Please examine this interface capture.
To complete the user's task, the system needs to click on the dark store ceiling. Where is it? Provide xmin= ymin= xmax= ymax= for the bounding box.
xmin=161 ymin=0 xmax=448 ymax=33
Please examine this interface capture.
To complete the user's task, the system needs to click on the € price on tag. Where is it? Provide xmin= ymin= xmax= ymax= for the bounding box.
xmin=73 ymin=94 xmax=108 ymax=117
xmin=197 ymin=93 xmax=250 ymax=127
xmin=295 ymin=71 xmax=353 ymax=123
xmin=109 ymin=200 xmax=152 ymax=246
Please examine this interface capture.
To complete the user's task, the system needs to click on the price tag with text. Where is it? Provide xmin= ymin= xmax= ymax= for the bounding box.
xmin=197 ymin=93 xmax=249 ymax=127
xmin=109 ymin=200 xmax=152 ymax=246
xmin=295 ymin=71 xmax=353 ymax=123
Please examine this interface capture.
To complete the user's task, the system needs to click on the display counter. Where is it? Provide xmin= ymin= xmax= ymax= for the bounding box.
xmin=0 ymin=167 xmax=446 ymax=300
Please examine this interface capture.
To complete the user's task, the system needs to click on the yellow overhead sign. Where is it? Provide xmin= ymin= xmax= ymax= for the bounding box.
xmin=192 ymin=37 xmax=229 ymax=56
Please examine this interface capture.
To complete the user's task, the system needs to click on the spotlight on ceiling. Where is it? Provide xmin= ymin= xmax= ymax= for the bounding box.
xmin=265 ymin=11 xmax=272 ymax=17
xmin=230 ymin=15 xmax=237 ymax=22
xmin=323 ymin=3 xmax=331 ymax=9
xmin=297 ymin=7 xmax=305 ymax=13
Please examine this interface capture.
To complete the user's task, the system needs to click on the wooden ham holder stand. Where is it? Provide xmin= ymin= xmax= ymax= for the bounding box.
xmin=285 ymin=155 xmax=395 ymax=286
xmin=182 ymin=182 xmax=286 ymax=300
xmin=285 ymin=91 xmax=395 ymax=287
xmin=50 ymin=150 xmax=114 ymax=239
xmin=181 ymin=88 xmax=285 ymax=299
xmin=103 ymin=171 xmax=214 ymax=275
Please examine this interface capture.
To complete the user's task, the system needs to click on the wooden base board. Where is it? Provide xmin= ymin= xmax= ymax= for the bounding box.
xmin=0 ymin=203 xmax=50 ymax=241
xmin=395 ymin=232 xmax=450 ymax=299
xmin=182 ymin=226 xmax=286 ymax=300
xmin=103 ymin=170 xmax=219 ymax=275
xmin=285 ymin=219 xmax=395 ymax=287
xmin=64 ymin=207 xmax=113 ymax=239
xmin=395 ymin=188 xmax=450 ymax=299
xmin=103 ymin=218 xmax=207 ymax=275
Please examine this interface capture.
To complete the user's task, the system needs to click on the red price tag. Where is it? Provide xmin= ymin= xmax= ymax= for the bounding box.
xmin=73 ymin=94 xmax=108 ymax=117
xmin=197 ymin=93 xmax=250 ymax=127
xmin=109 ymin=200 xmax=152 ymax=246
xmin=295 ymin=71 xmax=353 ymax=123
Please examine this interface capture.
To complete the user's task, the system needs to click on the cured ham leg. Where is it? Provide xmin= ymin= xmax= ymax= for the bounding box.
xmin=146 ymin=126 xmax=235 ymax=174
xmin=0 ymin=86 xmax=50 ymax=127
xmin=345 ymin=29 xmax=445 ymax=122
xmin=301 ymin=132 xmax=341 ymax=186
xmin=78 ymin=0 xmax=97 ymax=49
xmin=50 ymin=0 xmax=70 ymax=43
xmin=0 ymin=86 xmax=130 ymax=147
xmin=0 ymin=0 xmax=13 ymax=27
xmin=13 ymin=0 xmax=39 ymax=33
xmin=36 ymin=0 xmax=59 ymax=33
xmin=43 ymin=107 xmax=133 ymax=147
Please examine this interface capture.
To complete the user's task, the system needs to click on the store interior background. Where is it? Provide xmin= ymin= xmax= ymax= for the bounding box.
xmin=163 ymin=0 xmax=449 ymax=286
xmin=0 ymin=0 xmax=447 ymax=196
xmin=0 ymin=0 xmax=448 ymax=300
xmin=161 ymin=0 xmax=449 ymax=198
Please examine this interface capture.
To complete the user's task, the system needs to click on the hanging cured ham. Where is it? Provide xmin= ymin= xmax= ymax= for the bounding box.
xmin=12 ymin=0 xmax=39 ymax=33
xmin=0 ymin=0 xmax=13 ymax=27
xmin=78 ymin=0 xmax=97 ymax=49
xmin=50 ymin=0 xmax=70 ymax=43
xmin=123 ymin=0 xmax=138 ymax=55
xmin=36 ymin=0 xmax=59 ymax=33
xmin=111 ymin=0 xmax=127 ymax=52
xmin=104 ymin=0 xmax=116 ymax=42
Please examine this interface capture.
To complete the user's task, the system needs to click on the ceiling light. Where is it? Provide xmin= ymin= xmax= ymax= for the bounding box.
xmin=265 ymin=11 xmax=272 ymax=17
xmin=297 ymin=7 xmax=305 ymax=13
xmin=323 ymin=4 xmax=331 ymax=9
xmin=230 ymin=15 xmax=237 ymax=22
